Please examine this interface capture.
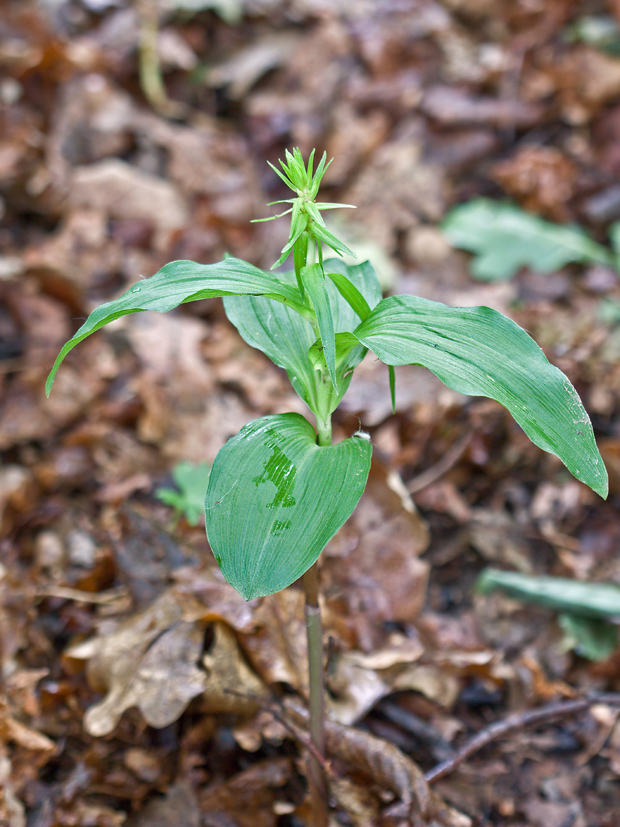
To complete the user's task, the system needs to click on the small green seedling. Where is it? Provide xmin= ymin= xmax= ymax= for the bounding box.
xmin=443 ymin=197 xmax=620 ymax=281
xmin=477 ymin=568 xmax=620 ymax=662
xmin=47 ymin=149 xmax=608 ymax=817
xmin=155 ymin=460 xmax=211 ymax=526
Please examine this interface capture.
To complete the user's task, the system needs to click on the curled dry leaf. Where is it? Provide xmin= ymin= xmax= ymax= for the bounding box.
xmin=70 ymin=159 xmax=189 ymax=252
xmin=66 ymin=590 xmax=207 ymax=736
xmin=238 ymin=589 xmax=309 ymax=693
xmin=0 ymin=753 xmax=26 ymax=827
xmin=202 ymin=622 xmax=268 ymax=715
xmin=327 ymin=634 xmax=425 ymax=725
xmin=285 ymin=699 xmax=470 ymax=827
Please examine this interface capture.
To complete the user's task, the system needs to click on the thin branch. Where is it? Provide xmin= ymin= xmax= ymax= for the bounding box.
xmin=407 ymin=432 xmax=472 ymax=494
xmin=425 ymin=692 xmax=620 ymax=783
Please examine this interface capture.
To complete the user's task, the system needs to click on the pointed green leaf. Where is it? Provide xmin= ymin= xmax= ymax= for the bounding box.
xmin=302 ymin=263 xmax=337 ymax=388
xmin=223 ymin=260 xmax=381 ymax=413
xmin=388 ymin=364 xmax=396 ymax=414
xmin=309 ymin=216 xmax=356 ymax=259
xmin=155 ymin=461 xmax=211 ymax=526
xmin=327 ymin=271 xmax=372 ymax=321
xmin=477 ymin=568 xmax=620 ymax=619
xmin=205 ymin=413 xmax=372 ymax=600
xmin=354 ymin=296 xmax=608 ymax=497
xmin=46 ymin=258 xmax=305 ymax=395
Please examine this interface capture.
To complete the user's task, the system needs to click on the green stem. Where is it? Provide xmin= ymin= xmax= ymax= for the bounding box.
xmin=302 ymin=560 xmax=328 ymax=826
xmin=315 ymin=413 xmax=332 ymax=447
xmin=301 ymin=412 xmax=331 ymax=826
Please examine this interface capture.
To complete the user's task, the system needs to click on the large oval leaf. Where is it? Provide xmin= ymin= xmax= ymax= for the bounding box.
xmin=46 ymin=258 xmax=305 ymax=395
xmin=354 ymin=295 xmax=608 ymax=498
xmin=205 ymin=413 xmax=372 ymax=600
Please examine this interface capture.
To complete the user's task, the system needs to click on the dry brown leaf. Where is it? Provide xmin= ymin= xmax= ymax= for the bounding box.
xmin=327 ymin=635 xmax=425 ymax=725
xmin=490 ymin=146 xmax=577 ymax=222
xmin=0 ymin=753 xmax=26 ymax=827
xmin=421 ymin=86 xmax=543 ymax=128
xmin=200 ymin=758 xmax=293 ymax=827
xmin=239 ymin=588 xmax=308 ymax=692
xmin=343 ymin=131 xmax=446 ymax=249
xmin=173 ymin=565 xmax=257 ymax=633
xmin=127 ymin=781 xmax=200 ymax=827
xmin=285 ymin=700 xmax=471 ymax=827
xmin=328 ymin=775 xmax=380 ymax=826
xmin=86 ymin=619 xmax=207 ymax=735
xmin=70 ymin=159 xmax=189 ymax=251
xmin=66 ymin=590 xmax=207 ymax=736
xmin=202 ymin=622 xmax=268 ymax=715
xmin=324 ymin=460 xmax=429 ymax=650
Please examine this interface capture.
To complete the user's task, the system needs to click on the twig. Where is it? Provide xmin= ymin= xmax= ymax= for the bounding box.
xmin=407 ymin=432 xmax=472 ymax=494
xmin=425 ymin=692 xmax=620 ymax=783
xmin=223 ymin=688 xmax=332 ymax=774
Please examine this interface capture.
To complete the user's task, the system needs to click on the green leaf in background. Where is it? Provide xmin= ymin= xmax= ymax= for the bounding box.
xmin=477 ymin=568 xmax=620 ymax=619
xmin=353 ymin=295 xmax=608 ymax=497
xmin=223 ymin=260 xmax=381 ymax=414
xmin=558 ymin=613 xmax=619 ymax=662
xmin=46 ymin=258 xmax=307 ymax=395
xmin=564 ymin=14 xmax=620 ymax=55
xmin=442 ymin=198 xmax=615 ymax=281
xmin=205 ymin=413 xmax=372 ymax=600
xmin=156 ymin=461 xmax=211 ymax=526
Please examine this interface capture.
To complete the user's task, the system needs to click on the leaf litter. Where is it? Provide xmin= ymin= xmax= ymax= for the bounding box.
xmin=2 ymin=0 xmax=620 ymax=824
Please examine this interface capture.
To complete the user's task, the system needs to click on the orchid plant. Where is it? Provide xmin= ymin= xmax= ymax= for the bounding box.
xmin=47 ymin=149 xmax=608 ymax=821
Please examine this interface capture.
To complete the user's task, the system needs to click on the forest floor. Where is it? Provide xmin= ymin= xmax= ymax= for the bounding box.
xmin=2 ymin=1 xmax=620 ymax=825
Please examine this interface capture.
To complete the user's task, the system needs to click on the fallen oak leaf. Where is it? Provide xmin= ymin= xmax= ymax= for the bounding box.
xmin=85 ymin=620 xmax=207 ymax=735
xmin=202 ymin=622 xmax=269 ymax=715
xmin=65 ymin=590 xmax=208 ymax=736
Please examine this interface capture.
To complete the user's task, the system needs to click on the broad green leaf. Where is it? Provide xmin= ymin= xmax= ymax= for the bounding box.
xmin=443 ymin=198 xmax=614 ymax=281
xmin=224 ymin=260 xmax=382 ymax=414
xmin=155 ymin=461 xmax=211 ymax=526
xmin=46 ymin=258 xmax=305 ymax=395
xmin=205 ymin=413 xmax=372 ymax=600
xmin=302 ymin=263 xmax=337 ymax=388
xmin=353 ymin=295 xmax=608 ymax=497
xmin=477 ymin=568 xmax=620 ymax=619
xmin=558 ymin=614 xmax=618 ymax=662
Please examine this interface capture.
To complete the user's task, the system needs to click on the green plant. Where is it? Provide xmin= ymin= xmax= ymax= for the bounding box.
xmin=47 ymin=149 xmax=608 ymax=822
xmin=443 ymin=197 xmax=620 ymax=281
xmin=477 ymin=568 xmax=620 ymax=662
xmin=155 ymin=460 xmax=211 ymax=525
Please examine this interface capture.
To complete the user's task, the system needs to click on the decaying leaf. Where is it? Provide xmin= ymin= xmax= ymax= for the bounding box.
xmin=285 ymin=700 xmax=471 ymax=827
xmin=127 ymin=781 xmax=200 ymax=827
xmin=200 ymin=758 xmax=294 ymax=827
xmin=324 ymin=461 xmax=429 ymax=649
xmin=202 ymin=622 xmax=268 ymax=715
xmin=66 ymin=590 xmax=208 ymax=736
xmin=327 ymin=635 xmax=425 ymax=725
